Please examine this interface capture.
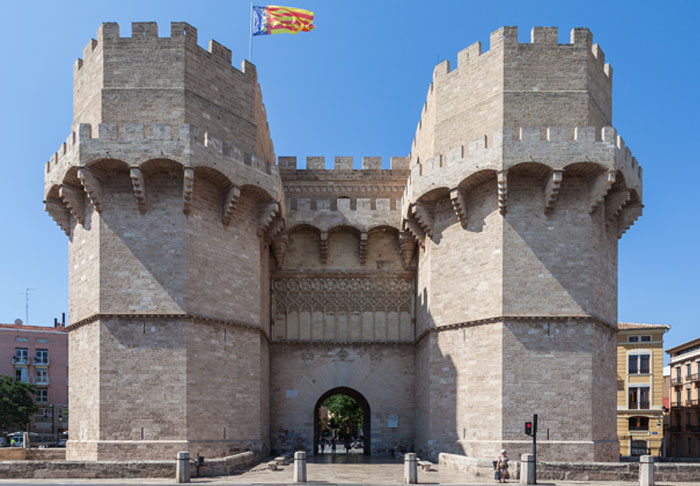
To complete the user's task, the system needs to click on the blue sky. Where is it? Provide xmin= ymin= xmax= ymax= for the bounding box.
xmin=1 ymin=0 xmax=698 ymax=359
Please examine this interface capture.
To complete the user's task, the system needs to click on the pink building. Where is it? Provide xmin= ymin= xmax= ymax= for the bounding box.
xmin=0 ymin=319 xmax=68 ymax=442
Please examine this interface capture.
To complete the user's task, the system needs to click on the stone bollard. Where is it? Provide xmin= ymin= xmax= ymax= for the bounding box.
xmin=404 ymin=452 xmax=417 ymax=484
xmin=22 ymin=432 xmax=29 ymax=449
xmin=640 ymin=455 xmax=654 ymax=486
xmin=176 ymin=451 xmax=190 ymax=483
xmin=520 ymin=454 xmax=535 ymax=485
xmin=293 ymin=450 xmax=307 ymax=483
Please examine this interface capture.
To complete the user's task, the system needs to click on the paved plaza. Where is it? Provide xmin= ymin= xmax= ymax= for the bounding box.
xmin=1 ymin=458 xmax=700 ymax=486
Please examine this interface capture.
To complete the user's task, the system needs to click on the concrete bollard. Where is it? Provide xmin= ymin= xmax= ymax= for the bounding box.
xmin=640 ymin=455 xmax=654 ymax=486
xmin=22 ymin=432 xmax=29 ymax=449
xmin=404 ymin=452 xmax=417 ymax=484
xmin=293 ymin=450 xmax=307 ymax=483
xmin=176 ymin=451 xmax=190 ymax=483
xmin=520 ymin=453 xmax=535 ymax=485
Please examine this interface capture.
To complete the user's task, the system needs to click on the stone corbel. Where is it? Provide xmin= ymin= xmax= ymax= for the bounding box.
xmin=272 ymin=232 xmax=289 ymax=266
xmin=449 ymin=187 xmax=468 ymax=229
xmin=257 ymin=201 xmax=280 ymax=236
xmin=44 ymin=199 xmax=72 ymax=236
xmin=410 ymin=202 xmax=433 ymax=237
xmin=265 ymin=216 xmax=285 ymax=243
xmin=544 ymin=170 xmax=563 ymax=214
xmin=222 ymin=185 xmax=241 ymax=225
xmin=398 ymin=231 xmax=417 ymax=268
xmin=604 ymin=189 xmax=631 ymax=223
xmin=359 ymin=231 xmax=368 ymax=264
xmin=589 ymin=170 xmax=616 ymax=214
xmin=77 ymin=167 xmax=103 ymax=213
xmin=129 ymin=167 xmax=147 ymax=213
xmin=403 ymin=217 xmax=426 ymax=246
xmin=617 ymin=204 xmax=643 ymax=238
xmin=497 ymin=170 xmax=507 ymax=215
xmin=320 ymin=231 xmax=329 ymax=264
xmin=182 ymin=167 xmax=194 ymax=215
xmin=59 ymin=184 xmax=85 ymax=225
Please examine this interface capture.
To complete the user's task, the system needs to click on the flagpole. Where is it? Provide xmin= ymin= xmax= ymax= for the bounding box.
xmin=248 ymin=1 xmax=254 ymax=61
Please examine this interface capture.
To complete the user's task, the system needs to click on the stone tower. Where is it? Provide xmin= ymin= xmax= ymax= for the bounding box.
xmin=44 ymin=23 xmax=643 ymax=462
xmin=405 ymin=26 xmax=641 ymax=461
xmin=44 ymin=22 xmax=281 ymax=460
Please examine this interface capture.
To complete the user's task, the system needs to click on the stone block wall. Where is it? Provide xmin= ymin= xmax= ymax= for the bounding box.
xmin=269 ymin=344 xmax=415 ymax=455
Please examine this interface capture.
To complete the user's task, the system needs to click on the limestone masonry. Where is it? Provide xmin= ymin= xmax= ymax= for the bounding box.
xmin=43 ymin=22 xmax=643 ymax=462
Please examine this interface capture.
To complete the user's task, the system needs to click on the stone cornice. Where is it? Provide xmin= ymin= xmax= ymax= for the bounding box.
xmin=415 ymin=314 xmax=617 ymax=345
xmin=66 ymin=313 xmax=270 ymax=343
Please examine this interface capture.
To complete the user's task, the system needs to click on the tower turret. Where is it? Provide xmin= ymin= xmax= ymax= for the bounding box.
xmin=44 ymin=22 xmax=281 ymax=460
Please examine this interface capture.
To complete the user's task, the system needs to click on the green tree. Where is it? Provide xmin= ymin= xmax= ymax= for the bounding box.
xmin=322 ymin=394 xmax=363 ymax=438
xmin=0 ymin=375 xmax=38 ymax=432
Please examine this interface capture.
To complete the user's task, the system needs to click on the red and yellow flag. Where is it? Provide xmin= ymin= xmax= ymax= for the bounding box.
xmin=253 ymin=5 xmax=315 ymax=35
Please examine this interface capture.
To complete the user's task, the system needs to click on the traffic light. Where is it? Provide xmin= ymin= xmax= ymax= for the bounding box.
xmin=525 ymin=421 xmax=532 ymax=436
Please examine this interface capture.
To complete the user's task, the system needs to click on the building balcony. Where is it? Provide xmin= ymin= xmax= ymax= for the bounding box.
xmin=11 ymin=356 xmax=28 ymax=365
xmin=630 ymin=401 xmax=651 ymax=410
xmin=33 ymin=356 xmax=49 ymax=366
xmin=672 ymin=377 xmax=684 ymax=386
xmin=670 ymin=425 xmax=683 ymax=433
xmin=671 ymin=400 xmax=682 ymax=407
xmin=690 ymin=373 xmax=700 ymax=383
xmin=687 ymin=425 xmax=700 ymax=433
xmin=687 ymin=399 xmax=699 ymax=407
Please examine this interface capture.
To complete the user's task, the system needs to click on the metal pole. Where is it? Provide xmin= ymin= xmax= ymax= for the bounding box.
xmin=532 ymin=414 xmax=538 ymax=484
xmin=248 ymin=1 xmax=254 ymax=61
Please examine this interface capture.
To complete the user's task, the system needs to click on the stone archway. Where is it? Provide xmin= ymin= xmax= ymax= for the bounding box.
xmin=313 ymin=387 xmax=371 ymax=456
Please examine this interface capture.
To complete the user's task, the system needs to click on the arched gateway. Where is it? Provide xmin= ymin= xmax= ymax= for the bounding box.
xmin=314 ymin=387 xmax=371 ymax=455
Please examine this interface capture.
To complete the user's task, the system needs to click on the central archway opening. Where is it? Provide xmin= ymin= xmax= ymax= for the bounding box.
xmin=314 ymin=387 xmax=371 ymax=456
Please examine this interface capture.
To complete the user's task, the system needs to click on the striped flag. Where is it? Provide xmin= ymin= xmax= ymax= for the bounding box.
xmin=253 ymin=5 xmax=315 ymax=35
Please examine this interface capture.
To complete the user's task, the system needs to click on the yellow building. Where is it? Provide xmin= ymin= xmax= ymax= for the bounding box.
xmin=617 ymin=322 xmax=670 ymax=457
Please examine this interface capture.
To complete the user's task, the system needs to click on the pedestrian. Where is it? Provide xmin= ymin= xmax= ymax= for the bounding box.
xmin=10 ymin=438 xmax=15 ymax=447
xmin=318 ymin=439 xmax=323 ymax=455
xmin=495 ymin=449 xmax=509 ymax=483
xmin=331 ymin=438 xmax=336 ymax=455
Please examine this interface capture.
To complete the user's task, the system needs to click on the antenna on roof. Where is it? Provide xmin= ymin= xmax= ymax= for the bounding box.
xmin=22 ymin=288 xmax=37 ymax=325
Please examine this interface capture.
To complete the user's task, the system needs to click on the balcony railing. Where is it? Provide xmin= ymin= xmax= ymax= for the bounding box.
xmin=11 ymin=356 xmax=28 ymax=365
xmin=688 ymin=425 xmax=700 ymax=433
xmin=630 ymin=401 xmax=651 ymax=410
xmin=33 ymin=356 xmax=49 ymax=366
xmin=690 ymin=373 xmax=700 ymax=383
xmin=670 ymin=425 xmax=682 ymax=433
xmin=671 ymin=400 xmax=682 ymax=407
xmin=672 ymin=376 xmax=684 ymax=385
xmin=32 ymin=377 xmax=49 ymax=386
xmin=687 ymin=399 xmax=699 ymax=407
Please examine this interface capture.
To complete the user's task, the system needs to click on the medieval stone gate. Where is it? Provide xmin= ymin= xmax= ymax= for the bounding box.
xmin=45 ymin=22 xmax=639 ymax=462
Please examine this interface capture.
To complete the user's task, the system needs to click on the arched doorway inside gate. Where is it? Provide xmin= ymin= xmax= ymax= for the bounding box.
xmin=314 ymin=387 xmax=371 ymax=456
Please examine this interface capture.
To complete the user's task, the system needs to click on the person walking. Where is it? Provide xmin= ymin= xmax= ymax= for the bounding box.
xmin=495 ymin=449 xmax=509 ymax=483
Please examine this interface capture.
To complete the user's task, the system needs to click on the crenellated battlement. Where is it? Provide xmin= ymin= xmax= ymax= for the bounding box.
xmin=279 ymin=156 xmax=409 ymax=233
xmin=404 ymin=125 xmax=642 ymax=207
xmin=70 ymin=21 xmax=274 ymax=165
xmin=278 ymin=155 xmax=410 ymax=172
xmin=74 ymin=22 xmax=243 ymax=76
xmin=430 ymin=26 xmax=612 ymax=81
xmin=45 ymin=122 xmax=279 ymax=195
xmin=410 ymin=26 xmax=614 ymax=172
